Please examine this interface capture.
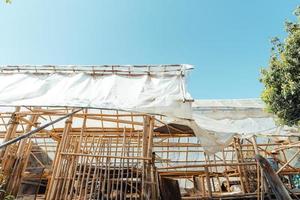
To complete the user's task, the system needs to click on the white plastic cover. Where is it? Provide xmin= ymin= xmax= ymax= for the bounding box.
xmin=161 ymin=99 xmax=297 ymax=153
xmin=0 ymin=65 xmax=193 ymax=119
xmin=0 ymin=66 xmax=296 ymax=153
xmin=190 ymin=99 xmax=297 ymax=153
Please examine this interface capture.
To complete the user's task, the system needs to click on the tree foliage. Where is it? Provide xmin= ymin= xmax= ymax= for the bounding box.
xmin=261 ymin=6 xmax=300 ymax=126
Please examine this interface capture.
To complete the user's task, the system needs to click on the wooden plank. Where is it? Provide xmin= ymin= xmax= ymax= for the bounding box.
xmin=255 ymin=154 xmax=292 ymax=200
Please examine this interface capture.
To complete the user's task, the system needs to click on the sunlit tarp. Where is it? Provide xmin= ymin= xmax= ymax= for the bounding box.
xmin=191 ymin=99 xmax=297 ymax=153
xmin=0 ymin=65 xmax=193 ymax=119
xmin=0 ymin=66 xmax=296 ymax=154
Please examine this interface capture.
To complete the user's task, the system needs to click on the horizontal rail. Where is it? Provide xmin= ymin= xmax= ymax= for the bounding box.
xmin=0 ymin=108 xmax=82 ymax=149
xmin=0 ymin=64 xmax=193 ymax=75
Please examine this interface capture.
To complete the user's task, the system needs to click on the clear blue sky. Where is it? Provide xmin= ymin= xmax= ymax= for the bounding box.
xmin=0 ymin=1 xmax=298 ymax=99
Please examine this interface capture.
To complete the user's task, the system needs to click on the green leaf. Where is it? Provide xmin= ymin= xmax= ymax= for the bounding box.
xmin=261 ymin=5 xmax=300 ymax=126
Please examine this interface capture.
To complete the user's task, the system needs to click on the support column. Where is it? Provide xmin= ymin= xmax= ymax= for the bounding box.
xmin=46 ymin=115 xmax=73 ymax=200
xmin=141 ymin=115 xmax=155 ymax=200
xmin=5 ymin=111 xmax=40 ymax=196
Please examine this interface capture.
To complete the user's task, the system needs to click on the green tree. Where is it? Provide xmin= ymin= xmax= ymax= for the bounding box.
xmin=261 ymin=6 xmax=300 ymax=126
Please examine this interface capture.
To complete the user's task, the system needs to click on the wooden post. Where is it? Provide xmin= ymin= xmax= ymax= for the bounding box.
xmin=251 ymin=136 xmax=267 ymax=200
xmin=141 ymin=115 xmax=155 ymax=200
xmin=4 ymin=111 xmax=39 ymax=196
xmin=46 ymin=115 xmax=73 ymax=200
xmin=141 ymin=116 xmax=149 ymax=200
xmin=0 ymin=107 xmax=20 ymax=158
xmin=251 ymin=136 xmax=260 ymax=200
xmin=151 ymin=152 xmax=158 ymax=200
xmin=7 ymin=142 xmax=33 ymax=196
xmin=233 ymin=138 xmax=246 ymax=194
xmin=0 ymin=107 xmax=20 ymax=175
xmin=205 ymin=166 xmax=212 ymax=198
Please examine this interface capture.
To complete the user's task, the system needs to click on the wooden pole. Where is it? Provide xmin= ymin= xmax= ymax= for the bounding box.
xmin=255 ymin=154 xmax=292 ymax=200
xmin=0 ymin=107 xmax=20 ymax=159
xmin=204 ymin=166 xmax=212 ymax=198
xmin=46 ymin=112 xmax=75 ymax=200
xmin=141 ymin=115 xmax=155 ymax=200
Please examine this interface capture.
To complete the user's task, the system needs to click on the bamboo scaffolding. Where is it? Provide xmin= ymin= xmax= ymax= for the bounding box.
xmin=0 ymin=106 xmax=299 ymax=200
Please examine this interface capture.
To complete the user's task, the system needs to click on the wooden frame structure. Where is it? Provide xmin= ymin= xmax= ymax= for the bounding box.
xmin=0 ymin=106 xmax=299 ymax=200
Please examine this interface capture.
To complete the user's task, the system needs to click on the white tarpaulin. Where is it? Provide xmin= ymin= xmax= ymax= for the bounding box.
xmin=162 ymin=99 xmax=298 ymax=153
xmin=0 ymin=65 xmax=297 ymax=153
xmin=190 ymin=99 xmax=298 ymax=153
xmin=0 ymin=65 xmax=193 ymax=119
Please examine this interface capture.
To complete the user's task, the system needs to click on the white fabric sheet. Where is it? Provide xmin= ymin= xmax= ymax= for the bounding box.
xmin=190 ymin=99 xmax=297 ymax=153
xmin=0 ymin=72 xmax=192 ymax=119
xmin=0 ymin=67 xmax=296 ymax=154
xmin=162 ymin=99 xmax=297 ymax=154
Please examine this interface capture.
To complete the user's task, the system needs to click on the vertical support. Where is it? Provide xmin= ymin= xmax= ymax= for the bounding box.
xmin=141 ymin=116 xmax=149 ymax=200
xmin=64 ymin=109 xmax=87 ymax=200
xmin=236 ymin=138 xmax=251 ymax=193
xmin=222 ymin=150 xmax=231 ymax=192
xmin=5 ymin=109 xmax=40 ymax=197
xmin=252 ymin=135 xmax=267 ymax=200
xmin=16 ymin=112 xmax=40 ymax=157
xmin=205 ymin=166 xmax=212 ymax=198
xmin=6 ymin=142 xmax=33 ymax=196
xmin=141 ymin=115 xmax=155 ymax=200
xmin=0 ymin=107 xmax=20 ymax=170
xmin=233 ymin=137 xmax=246 ymax=194
xmin=46 ymin=114 xmax=74 ymax=200
xmin=151 ymin=152 xmax=158 ymax=200
xmin=201 ymin=176 xmax=206 ymax=197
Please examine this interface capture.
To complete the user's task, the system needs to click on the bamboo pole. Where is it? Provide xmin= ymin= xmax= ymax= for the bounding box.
xmin=46 ymin=113 xmax=74 ymax=200
xmin=204 ymin=166 xmax=212 ymax=198
xmin=0 ymin=107 xmax=20 ymax=159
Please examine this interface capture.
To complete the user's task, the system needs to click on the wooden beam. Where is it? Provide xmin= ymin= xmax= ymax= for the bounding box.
xmin=255 ymin=154 xmax=292 ymax=200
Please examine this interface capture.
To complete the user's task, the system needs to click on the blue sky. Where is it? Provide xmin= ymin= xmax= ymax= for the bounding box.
xmin=0 ymin=1 xmax=298 ymax=99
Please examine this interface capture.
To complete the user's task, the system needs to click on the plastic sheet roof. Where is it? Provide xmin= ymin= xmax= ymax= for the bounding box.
xmin=0 ymin=65 xmax=297 ymax=153
xmin=193 ymin=99 xmax=281 ymax=134
xmin=0 ymin=65 xmax=193 ymax=119
xmin=191 ymin=99 xmax=298 ymax=153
